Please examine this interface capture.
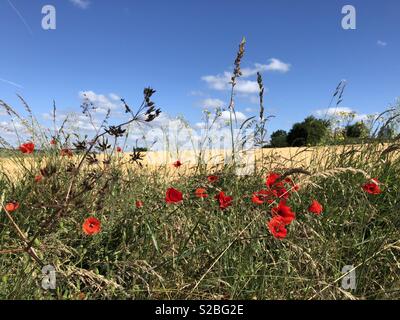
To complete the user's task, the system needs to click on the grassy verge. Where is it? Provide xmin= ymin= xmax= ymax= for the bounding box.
xmin=0 ymin=141 xmax=399 ymax=300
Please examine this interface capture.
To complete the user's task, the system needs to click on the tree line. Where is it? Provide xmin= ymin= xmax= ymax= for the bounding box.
xmin=268 ymin=116 xmax=396 ymax=148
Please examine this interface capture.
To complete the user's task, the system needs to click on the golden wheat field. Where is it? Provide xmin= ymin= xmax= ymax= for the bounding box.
xmin=0 ymin=144 xmax=394 ymax=179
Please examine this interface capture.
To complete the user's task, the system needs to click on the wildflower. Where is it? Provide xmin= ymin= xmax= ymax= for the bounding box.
xmin=252 ymin=193 xmax=264 ymax=205
xmin=308 ymin=200 xmax=323 ymax=215
xmin=252 ymin=190 xmax=273 ymax=205
xmin=285 ymin=177 xmax=300 ymax=191
xmin=173 ymin=160 xmax=182 ymax=168
xmin=165 ymin=188 xmax=183 ymax=204
xmin=215 ymin=191 xmax=233 ymax=210
xmin=116 ymin=147 xmax=122 ymax=153
xmin=268 ymin=216 xmax=288 ymax=239
xmin=195 ymin=188 xmax=208 ymax=198
xmin=82 ymin=217 xmax=101 ymax=236
xmin=105 ymin=126 xmax=126 ymax=138
xmin=34 ymin=175 xmax=43 ymax=183
xmin=5 ymin=202 xmax=19 ymax=213
xmin=362 ymin=179 xmax=382 ymax=195
xmin=19 ymin=142 xmax=35 ymax=154
xmin=272 ymin=200 xmax=296 ymax=225
xmin=207 ymin=175 xmax=219 ymax=183
xmin=61 ymin=149 xmax=73 ymax=157
xmin=130 ymin=150 xmax=144 ymax=167
xmin=136 ymin=200 xmax=144 ymax=208
xmin=73 ymin=140 xmax=87 ymax=151
xmin=275 ymin=187 xmax=290 ymax=200
xmin=266 ymin=172 xmax=281 ymax=188
xmin=50 ymin=139 xmax=57 ymax=146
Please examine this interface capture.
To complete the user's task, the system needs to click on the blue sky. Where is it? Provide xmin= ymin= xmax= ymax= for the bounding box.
xmin=0 ymin=0 xmax=399 ymax=137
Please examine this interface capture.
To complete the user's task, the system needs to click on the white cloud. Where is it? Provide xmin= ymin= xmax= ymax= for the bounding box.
xmin=201 ymin=98 xmax=225 ymax=109
xmin=195 ymin=122 xmax=207 ymax=129
xmin=109 ymin=93 xmax=121 ymax=101
xmin=242 ymin=59 xmax=291 ymax=76
xmin=314 ymin=107 xmax=368 ymax=122
xmin=315 ymin=107 xmax=354 ymax=117
xmin=42 ymin=111 xmax=102 ymax=132
xmin=79 ymin=91 xmax=122 ymax=114
xmin=235 ymin=80 xmax=259 ymax=94
xmin=264 ymin=58 xmax=291 ymax=73
xmin=201 ymin=72 xmax=259 ymax=94
xmin=201 ymin=72 xmax=231 ymax=91
xmin=202 ymin=58 xmax=290 ymax=94
xmin=377 ymin=40 xmax=387 ymax=47
xmin=69 ymin=0 xmax=90 ymax=9
xmin=220 ymin=110 xmax=247 ymax=122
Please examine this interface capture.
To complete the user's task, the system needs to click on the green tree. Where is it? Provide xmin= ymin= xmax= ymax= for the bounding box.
xmin=377 ymin=126 xmax=395 ymax=140
xmin=345 ymin=121 xmax=369 ymax=138
xmin=287 ymin=116 xmax=330 ymax=147
xmin=270 ymin=130 xmax=288 ymax=148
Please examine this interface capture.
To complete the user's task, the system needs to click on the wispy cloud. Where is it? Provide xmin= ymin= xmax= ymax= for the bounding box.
xmin=241 ymin=59 xmax=291 ymax=77
xmin=69 ymin=0 xmax=91 ymax=9
xmin=377 ymin=40 xmax=387 ymax=47
xmin=315 ymin=107 xmax=353 ymax=117
xmin=202 ymin=72 xmax=259 ymax=94
xmin=220 ymin=110 xmax=247 ymax=122
xmin=202 ymin=58 xmax=290 ymax=94
xmin=79 ymin=91 xmax=122 ymax=114
xmin=201 ymin=98 xmax=225 ymax=109
xmin=314 ymin=107 xmax=368 ymax=122
xmin=188 ymin=90 xmax=205 ymax=97
xmin=7 ymin=0 xmax=33 ymax=35
xmin=0 ymin=77 xmax=23 ymax=89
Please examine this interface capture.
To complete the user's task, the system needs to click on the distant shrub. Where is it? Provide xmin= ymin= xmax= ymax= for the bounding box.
xmin=287 ymin=116 xmax=330 ymax=147
xmin=377 ymin=126 xmax=395 ymax=140
xmin=270 ymin=130 xmax=288 ymax=148
xmin=345 ymin=121 xmax=369 ymax=138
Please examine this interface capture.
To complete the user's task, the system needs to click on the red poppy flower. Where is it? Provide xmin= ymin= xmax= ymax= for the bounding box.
xmin=195 ymin=188 xmax=208 ymax=198
xmin=35 ymin=175 xmax=43 ymax=183
xmin=308 ymin=200 xmax=323 ymax=215
xmin=276 ymin=187 xmax=290 ymax=200
xmin=252 ymin=190 xmax=273 ymax=205
xmin=165 ymin=188 xmax=183 ymax=203
xmin=266 ymin=172 xmax=281 ymax=188
xmin=362 ymin=179 xmax=382 ymax=195
xmin=215 ymin=191 xmax=233 ymax=210
xmin=116 ymin=147 xmax=122 ymax=153
xmin=19 ymin=142 xmax=35 ymax=154
xmin=82 ymin=217 xmax=101 ymax=235
xmin=252 ymin=194 xmax=264 ymax=205
xmin=173 ymin=160 xmax=182 ymax=168
xmin=284 ymin=177 xmax=300 ymax=191
xmin=272 ymin=200 xmax=296 ymax=225
xmin=284 ymin=177 xmax=293 ymax=184
xmin=268 ymin=216 xmax=288 ymax=239
xmin=207 ymin=175 xmax=219 ymax=183
xmin=61 ymin=149 xmax=73 ymax=157
xmin=136 ymin=200 xmax=144 ymax=208
xmin=5 ymin=202 xmax=19 ymax=213
xmin=50 ymin=139 xmax=57 ymax=146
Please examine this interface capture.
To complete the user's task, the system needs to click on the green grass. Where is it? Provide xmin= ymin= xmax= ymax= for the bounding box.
xmin=0 ymin=142 xmax=399 ymax=300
